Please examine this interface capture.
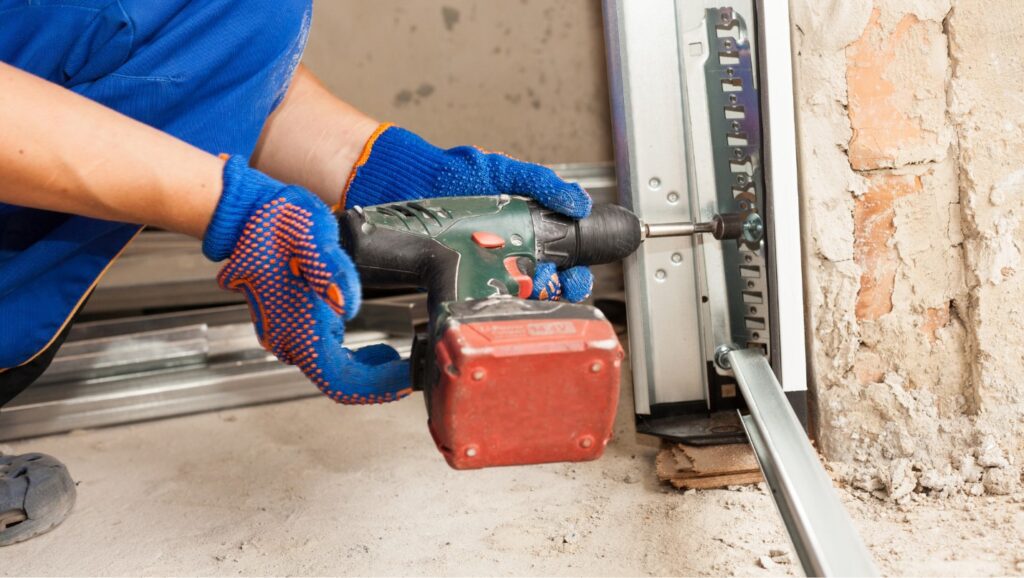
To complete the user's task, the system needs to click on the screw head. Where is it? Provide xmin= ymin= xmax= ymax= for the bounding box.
xmin=654 ymin=269 xmax=667 ymax=281
xmin=590 ymin=362 xmax=602 ymax=373
xmin=579 ymin=436 xmax=594 ymax=449
xmin=714 ymin=345 xmax=734 ymax=370
xmin=742 ymin=213 xmax=765 ymax=243
xmin=465 ymin=447 xmax=478 ymax=457
xmin=472 ymin=369 xmax=485 ymax=381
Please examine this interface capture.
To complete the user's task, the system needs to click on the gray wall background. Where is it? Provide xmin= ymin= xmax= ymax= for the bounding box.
xmin=302 ymin=0 xmax=613 ymax=164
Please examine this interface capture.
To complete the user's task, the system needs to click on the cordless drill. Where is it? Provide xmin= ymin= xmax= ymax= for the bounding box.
xmin=336 ymin=195 xmax=745 ymax=469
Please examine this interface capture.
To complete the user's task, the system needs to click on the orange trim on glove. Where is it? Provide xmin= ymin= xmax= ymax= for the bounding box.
xmin=336 ymin=122 xmax=395 ymax=211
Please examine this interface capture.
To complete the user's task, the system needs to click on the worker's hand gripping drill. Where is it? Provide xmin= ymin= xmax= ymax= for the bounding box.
xmin=204 ymin=156 xmax=410 ymax=403
xmin=342 ymin=124 xmax=595 ymax=302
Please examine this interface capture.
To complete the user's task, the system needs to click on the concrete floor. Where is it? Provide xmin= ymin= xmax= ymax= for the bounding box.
xmin=3 ymin=375 xmax=1023 ymax=575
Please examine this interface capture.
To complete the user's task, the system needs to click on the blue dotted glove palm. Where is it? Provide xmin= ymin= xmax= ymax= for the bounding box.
xmin=342 ymin=124 xmax=595 ymax=303
xmin=204 ymin=157 xmax=410 ymax=404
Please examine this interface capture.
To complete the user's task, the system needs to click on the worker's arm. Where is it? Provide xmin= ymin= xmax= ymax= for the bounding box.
xmin=253 ymin=65 xmax=595 ymax=303
xmin=252 ymin=65 xmax=377 ymax=206
xmin=0 ymin=62 xmax=409 ymax=403
xmin=0 ymin=62 xmax=223 ymax=238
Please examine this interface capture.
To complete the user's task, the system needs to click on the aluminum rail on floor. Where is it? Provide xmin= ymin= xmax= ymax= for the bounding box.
xmin=725 ymin=348 xmax=878 ymax=577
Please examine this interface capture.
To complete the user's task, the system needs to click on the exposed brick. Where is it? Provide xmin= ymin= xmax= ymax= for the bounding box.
xmin=846 ymin=9 xmax=946 ymax=170
xmin=854 ymin=174 xmax=922 ymax=320
xmin=920 ymin=304 xmax=951 ymax=344
xmin=853 ymin=349 xmax=886 ymax=385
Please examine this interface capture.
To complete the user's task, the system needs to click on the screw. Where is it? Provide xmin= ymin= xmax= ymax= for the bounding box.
xmin=649 ymin=177 xmax=661 ymax=190
xmin=742 ymin=213 xmax=765 ymax=243
xmin=671 ymin=253 xmax=683 ymax=264
xmin=655 ymin=269 xmax=667 ymax=281
xmin=579 ymin=437 xmax=594 ymax=449
xmin=724 ymin=39 xmax=734 ymax=49
xmin=733 ymin=148 xmax=745 ymax=160
xmin=667 ymin=191 xmax=680 ymax=203
xmin=736 ymin=174 xmax=748 ymax=186
xmin=472 ymin=369 xmax=485 ymax=381
xmin=731 ymin=120 xmax=741 ymax=132
xmin=729 ymin=94 xmax=738 ymax=104
xmin=590 ymin=362 xmax=602 ymax=373
xmin=510 ymin=234 xmax=524 ymax=246
xmin=465 ymin=447 xmax=477 ymax=457
xmin=714 ymin=345 xmax=734 ymax=370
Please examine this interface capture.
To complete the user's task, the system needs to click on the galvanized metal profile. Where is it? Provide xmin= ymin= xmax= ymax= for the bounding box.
xmin=727 ymin=348 xmax=878 ymax=577
xmin=0 ymin=304 xmax=412 ymax=441
xmin=603 ymin=0 xmax=709 ymax=413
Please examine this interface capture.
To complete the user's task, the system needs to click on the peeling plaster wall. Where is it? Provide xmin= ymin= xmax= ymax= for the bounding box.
xmin=302 ymin=0 xmax=612 ymax=163
xmin=793 ymin=0 xmax=1023 ymax=498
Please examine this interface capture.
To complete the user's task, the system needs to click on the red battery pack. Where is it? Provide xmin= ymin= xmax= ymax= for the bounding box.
xmin=426 ymin=300 xmax=623 ymax=470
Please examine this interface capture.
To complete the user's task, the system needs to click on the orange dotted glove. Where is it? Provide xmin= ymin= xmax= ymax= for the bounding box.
xmin=203 ymin=157 xmax=411 ymax=404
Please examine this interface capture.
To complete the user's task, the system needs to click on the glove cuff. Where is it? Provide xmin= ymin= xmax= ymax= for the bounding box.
xmin=341 ymin=124 xmax=447 ymax=209
xmin=202 ymin=156 xmax=285 ymax=261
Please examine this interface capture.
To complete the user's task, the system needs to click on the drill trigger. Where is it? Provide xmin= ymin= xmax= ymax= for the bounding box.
xmin=502 ymin=256 xmax=533 ymax=298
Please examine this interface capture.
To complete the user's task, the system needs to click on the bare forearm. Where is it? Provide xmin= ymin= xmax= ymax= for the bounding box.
xmin=252 ymin=65 xmax=377 ymax=206
xmin=0 ymin=62 xmax=224 ymax=238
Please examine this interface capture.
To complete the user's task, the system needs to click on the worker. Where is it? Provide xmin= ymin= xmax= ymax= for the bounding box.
xmin=0 ymin=1 xmax=594 ymax=546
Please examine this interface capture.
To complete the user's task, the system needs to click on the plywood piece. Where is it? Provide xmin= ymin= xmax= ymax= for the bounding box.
xmin=681 ymin=443 xmax=760 ymax=476
xmin=668 ymin=471 xmax=764 ymax=490
xmin=656 ymin=442 xmax=763 ymax=490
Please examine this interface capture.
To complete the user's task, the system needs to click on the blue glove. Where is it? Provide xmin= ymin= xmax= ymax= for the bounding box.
xmin=343 ymin=124 xmax=594 ymax=303
xmin=204 ymin=156 xmax=410 ymax=404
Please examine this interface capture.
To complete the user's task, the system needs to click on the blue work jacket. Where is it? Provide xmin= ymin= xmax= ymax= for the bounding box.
xmin=0 ymin=0 xmax=312 ymax=368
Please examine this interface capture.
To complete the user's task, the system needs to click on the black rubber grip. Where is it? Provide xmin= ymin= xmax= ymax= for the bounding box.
xmin=531 ymin=203 xmax=643 ymax=269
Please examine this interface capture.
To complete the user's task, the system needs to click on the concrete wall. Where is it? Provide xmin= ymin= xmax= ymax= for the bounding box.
xmin=793 ymin=0 xmax=1023 ymax=498
xmin=302 ymin=0 xmax=612 ymax=164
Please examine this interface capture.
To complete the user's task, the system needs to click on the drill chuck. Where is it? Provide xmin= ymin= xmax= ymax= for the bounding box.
xmin=531 ymin=203 xmax=643 ymax=269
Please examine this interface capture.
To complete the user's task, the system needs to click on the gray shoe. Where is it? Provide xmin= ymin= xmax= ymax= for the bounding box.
xmin=0 ymin=453 xmax=75 ymax=546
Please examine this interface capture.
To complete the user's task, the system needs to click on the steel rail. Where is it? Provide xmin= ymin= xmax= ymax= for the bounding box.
xmin=726 ymin=348 xmax=878 ymax=577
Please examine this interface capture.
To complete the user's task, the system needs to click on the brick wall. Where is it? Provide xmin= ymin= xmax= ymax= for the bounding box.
xmin=793 ymin=0 xmax=1024 ymax=498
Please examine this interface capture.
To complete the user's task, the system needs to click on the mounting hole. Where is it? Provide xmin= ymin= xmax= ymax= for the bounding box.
xmin=749 ymin=306 xmax=757 ymax=314
xmin=746 ymin=281 xmax=755 ymax=289
xmin=752 ymin=332 xmax=761 ymax=340
xmin=701 ymin=296 xmax=709 ymax=303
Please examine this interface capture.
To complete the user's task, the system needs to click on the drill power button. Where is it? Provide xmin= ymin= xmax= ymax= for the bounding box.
xmin=471 ymin=231 xmax=506 ymax=249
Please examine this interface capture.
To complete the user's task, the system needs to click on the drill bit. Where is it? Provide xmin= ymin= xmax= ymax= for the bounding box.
xmin=642 ymin=212 xmax=741 ymax=240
